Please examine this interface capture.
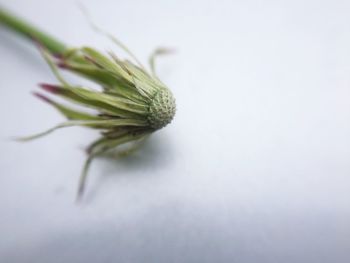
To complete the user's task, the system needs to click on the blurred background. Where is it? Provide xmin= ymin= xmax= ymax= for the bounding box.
xmin=0 ymin=0 xmax=349 ymax=262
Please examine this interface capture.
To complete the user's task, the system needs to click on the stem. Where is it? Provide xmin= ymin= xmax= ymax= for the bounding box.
xmin=0 ymin=8 xmax=67 ymax=54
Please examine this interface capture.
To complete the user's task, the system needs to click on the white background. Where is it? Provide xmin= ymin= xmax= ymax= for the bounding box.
xmin=0 ymin=0 xmax=350 ymax=262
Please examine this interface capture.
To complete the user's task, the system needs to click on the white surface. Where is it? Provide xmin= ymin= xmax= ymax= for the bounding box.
xmin=1 ymin=0 xmax=350 ymax=262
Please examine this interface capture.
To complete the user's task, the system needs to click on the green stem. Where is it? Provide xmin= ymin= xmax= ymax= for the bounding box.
xmin=0 ymin=8 xmax=67 ymax=54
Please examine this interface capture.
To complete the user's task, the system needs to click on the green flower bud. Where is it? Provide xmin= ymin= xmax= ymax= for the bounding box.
xmin=0 ymin=8 xmax=176 ymax=200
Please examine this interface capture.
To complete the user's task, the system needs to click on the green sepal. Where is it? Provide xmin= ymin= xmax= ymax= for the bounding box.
xmin=34 ymin=92 xmax=100 ymax=121
xmin=81 ymin=47 xmax=132 ymax=82
xmin=42 ymin=85 xmax=146 ymax=118
xmin=15 ymin=118 xmax=148 ymax=142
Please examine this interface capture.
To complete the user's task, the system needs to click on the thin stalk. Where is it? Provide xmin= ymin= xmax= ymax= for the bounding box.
xmin=0 ymin=8 xmax=67 ymax=54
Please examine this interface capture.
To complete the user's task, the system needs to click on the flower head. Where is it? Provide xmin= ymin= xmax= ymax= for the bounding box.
xmin=21 ymin=45 xmax=176 ymax=199
xmin=0 ymin=7 xmax=176 ymax=200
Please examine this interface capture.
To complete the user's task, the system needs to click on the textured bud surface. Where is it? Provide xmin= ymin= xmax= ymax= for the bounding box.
xmin=148 ymin=88 xmax=176 ymax=129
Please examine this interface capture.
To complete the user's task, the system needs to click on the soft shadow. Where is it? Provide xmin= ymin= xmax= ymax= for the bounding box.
xmin=84 ymin=133 xmax=175 ymax=202
xmin=3 ymin=203 xmax=238 ymax=263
